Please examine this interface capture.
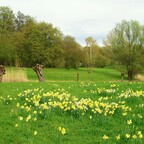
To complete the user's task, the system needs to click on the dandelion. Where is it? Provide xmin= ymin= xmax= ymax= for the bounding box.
xmin=89 ymin=116 xmax=92 ymax=119
xmin=34 ymin=131 xmax=37 ymax=135
xmin=103 ymin=135 xmax=109 ymax=140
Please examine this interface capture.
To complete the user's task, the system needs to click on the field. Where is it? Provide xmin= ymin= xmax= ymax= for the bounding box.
xmin=3 ymin=67 xmax=124 ymax=82
xmin=0 ymin=80 xmax=144 ymax=144
xmin=0 ymin=68 xmax=144 ymax=143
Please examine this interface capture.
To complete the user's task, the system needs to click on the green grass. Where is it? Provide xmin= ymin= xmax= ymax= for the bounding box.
xmin=25 ymin=67 xmax=122 ymax=82
xmin=0 ymin=81 xmax=144 ymax=144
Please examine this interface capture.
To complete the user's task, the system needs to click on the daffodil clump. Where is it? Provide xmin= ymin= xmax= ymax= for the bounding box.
xmin=17 ymin=88 xmax=132 ymax=119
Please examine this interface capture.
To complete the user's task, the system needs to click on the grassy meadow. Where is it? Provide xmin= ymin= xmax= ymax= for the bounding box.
xmin=3 ymin=67 xmax=124 ymax=82
xmin=0 ymin=68 xmax=144 ymax=143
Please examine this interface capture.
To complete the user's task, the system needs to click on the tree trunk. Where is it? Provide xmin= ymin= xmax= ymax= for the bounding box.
xmin=0 ymin=65 xmax=6 ymax=82
xmin=33 ymin=64 xmax=44 ymax=82
xmin=127 ymin=70 xmax=133 ymax=81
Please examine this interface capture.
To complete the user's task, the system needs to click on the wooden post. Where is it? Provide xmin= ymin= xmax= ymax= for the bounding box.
xmin=0 ymin=65 xmax=5 ymax=82
xmin=77 ymin=73 xmax=79 ymax=82
xmin=33 ymin=64 xmax=44 ymax=82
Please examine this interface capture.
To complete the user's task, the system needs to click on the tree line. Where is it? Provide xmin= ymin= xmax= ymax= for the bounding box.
xmin=0 ymin=6 xmax=144 ymax=80
xmin=0 ymin=6 xmax=110 ymax=69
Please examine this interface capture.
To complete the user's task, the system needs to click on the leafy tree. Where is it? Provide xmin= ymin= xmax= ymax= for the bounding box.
xmin=14 ymin=11 xmax=32 ymax=32
xmin=63 ymin=36 xmax=83 ymax=69
xmin=18 ymin=21 xmax=63 ymax=67
xmin=0 ymin=6 xmax=16 ymax=65
xmin=0 ymin=6 xmax=15 ymax=34
xmin=106 ymin=20 xmax=144 ymax=80
xmin=84 ymin=37 xmax=99 ymax=67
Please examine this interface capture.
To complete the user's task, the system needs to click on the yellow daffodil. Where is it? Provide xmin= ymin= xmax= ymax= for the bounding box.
xmin=18 ymin=116 xmax=23 ymax=121
xmin=103 ymin=135 xmax=109 ymax=140
xmin=15 ymin=124 xmax=18 ymax=127
xmin=127 ymin=119 xmax=132 ymax=125
xmin=126 ymin=134 xmax=130 ymax=139
xmin=132 ymin=135 xmax=137 ymax=139
xmin=34 ymin=131 xmax=37 ymax=135
xmin=116 ymin=135 xmax=120 ymax=140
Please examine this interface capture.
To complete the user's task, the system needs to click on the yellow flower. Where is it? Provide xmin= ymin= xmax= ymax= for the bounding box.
xmin=15 ymin=124 xmax=18 ymax=127
xmin=126 ymin=134 xmax=130 ymax=139
xmin=132 ymin=135 xmax=137 ymax=139
xmin=89 ymin=116 xmax=92 ymax=119
xmin=58 ymin=127 xmax=66 ymax=135
xmin=122 ymin=113 xmax=127 ymax=116
xmin=138 ymin=134 xmax=143 ymax=139
xmin=127 ymin=119 xmax=132 ymax=125
xmin=116 ymin=135 xmax=120 ymax=140
xmin=34 ymin=131 xmax=37 ymax=135
xmin=103 ymin=135 xmax=109 ymax=140
xmin=16 ymin=103 xmax=20 ymax=107
xmin=137 ymin=131 xmax=143 ymax=138
xmin=18 ymin=116 xmax=23 ymax=121
xmin=34 ymin=117 xmax=37 ymax=121
xmin=61 ymin=128 xmax=66 ymax=135
xmin=26 ymin=115 xmax=31 ymax=122
xmin=137 ymin=131 xmax=142 ymax=135
xmin=33 ymin=110 xmax=37 ymax=114
xmin=58 ymin=127 xmax=61 ymax=131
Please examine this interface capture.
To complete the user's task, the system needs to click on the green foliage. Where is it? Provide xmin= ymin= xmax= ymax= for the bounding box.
xmin=0 ymin=6 xmax=15 ymax=34
xmin=0 ymin=7 xmax=16 ymax=65
xmin=18 ymin=22 xmax=63 ymax=67
xmin=106 ymin=20 xmax=144 ymax=80
xmin=63 ymin=36 xmax=83 ymax=69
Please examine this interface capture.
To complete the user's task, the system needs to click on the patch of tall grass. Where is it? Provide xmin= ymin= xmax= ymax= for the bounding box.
xmin=135 ymin=74 xmax=144 ymax=81
xmin=3 ymin=68 xmax=28 ymax=82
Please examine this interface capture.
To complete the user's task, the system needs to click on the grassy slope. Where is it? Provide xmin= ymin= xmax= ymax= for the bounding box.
xmin=0 ymin=82 xmax=144 ymax=144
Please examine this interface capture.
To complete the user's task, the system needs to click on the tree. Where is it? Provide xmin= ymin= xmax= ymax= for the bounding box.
xmin=18 ymin=21 xmax=63 ymax=67
xmin=0 ymin=6 xmax=15 ymax=34
xmin=63 ymin=36 xmax=83 ymax=69
xmin=84 ymin=37 xmax=101 ymax=69
xmin=105 ymin=20 xmax=144 ymax=80
xmin=14 ymin=11 xmax=32 ymax=32
xmin=0 ymin=6 xmax=16 ymax=65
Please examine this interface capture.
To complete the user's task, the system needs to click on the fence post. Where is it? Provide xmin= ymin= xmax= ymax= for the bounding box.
xmin=77 ymin=73 xmax=79 ymax=82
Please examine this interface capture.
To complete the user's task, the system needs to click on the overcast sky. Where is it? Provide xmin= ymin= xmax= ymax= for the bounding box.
xmin=1 ymin=0 xmax=144 ymax=46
